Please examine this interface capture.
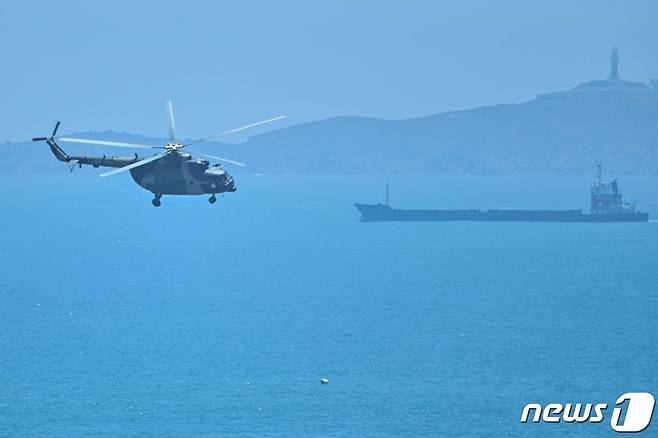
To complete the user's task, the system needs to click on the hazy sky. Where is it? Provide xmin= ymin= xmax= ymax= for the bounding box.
xmin=2 ymin=0 xmax=657 ymax=141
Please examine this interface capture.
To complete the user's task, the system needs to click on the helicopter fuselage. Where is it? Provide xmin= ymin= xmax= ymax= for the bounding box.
xmin=129 ymin=152 xmax=236 ymax=196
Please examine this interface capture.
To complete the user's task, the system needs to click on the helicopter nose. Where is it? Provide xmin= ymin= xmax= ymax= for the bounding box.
xmin=226 ymin=177 xmax=236 ymax=192
xmin=217 ymin=175 xmax=235 ymax=192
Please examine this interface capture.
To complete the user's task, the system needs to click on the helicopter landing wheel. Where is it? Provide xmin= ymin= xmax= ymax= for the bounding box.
xmin=152 ymin=194 xmax=162 ymax=207
xmin=209 ymin=194 xmax=217 ymax=204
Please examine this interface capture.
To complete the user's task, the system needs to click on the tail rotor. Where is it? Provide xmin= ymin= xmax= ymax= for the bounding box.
xmin=33 ymin=121 xmax=61 ymax=142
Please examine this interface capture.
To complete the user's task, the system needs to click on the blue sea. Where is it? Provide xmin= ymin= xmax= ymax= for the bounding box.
xmin=1 ymin=173 xmax=657 ymax=436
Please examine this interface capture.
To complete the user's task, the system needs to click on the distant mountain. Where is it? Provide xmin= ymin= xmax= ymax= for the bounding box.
xmin=236 ymin=76 xmax=658 ymax=175
xmin=3 ymin=75 xmax=658 ymax=175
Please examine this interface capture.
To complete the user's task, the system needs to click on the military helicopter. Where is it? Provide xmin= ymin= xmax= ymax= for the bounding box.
xmin=33 ymin=101 xmax=286 ymax=206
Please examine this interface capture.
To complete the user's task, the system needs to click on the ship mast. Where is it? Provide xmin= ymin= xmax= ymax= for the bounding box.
xmin=385 ymin=178 xmax=390 ymax=206
xmin=609 ymin=47 xmax=619 ymax=80
xmin=596 ymin=162 xmax=602 ymax=185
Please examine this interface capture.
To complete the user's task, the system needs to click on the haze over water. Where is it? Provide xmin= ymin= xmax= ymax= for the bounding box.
xmin=3 ymin=0 xmax=658 ymax=141
xmin=1 ymin=174 xmax=657 ymax=436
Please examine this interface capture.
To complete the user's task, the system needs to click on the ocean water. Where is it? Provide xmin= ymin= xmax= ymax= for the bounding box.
xmin=1 ymin=173 xmax=657 ymax=437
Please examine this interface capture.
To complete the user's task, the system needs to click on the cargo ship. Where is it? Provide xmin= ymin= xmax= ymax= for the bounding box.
xmin=354 ymin=165 xmax=649 ymax=223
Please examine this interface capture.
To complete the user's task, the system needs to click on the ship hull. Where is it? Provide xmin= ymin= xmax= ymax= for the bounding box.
xmin=354 ymin=204 xmax=650 ymax=223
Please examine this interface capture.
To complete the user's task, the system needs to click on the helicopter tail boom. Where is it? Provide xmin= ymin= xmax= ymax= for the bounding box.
xmin=46 ymin=138 xmax=71 ymax=162
xmin=33 ymin=122 xmax=142 ymax=171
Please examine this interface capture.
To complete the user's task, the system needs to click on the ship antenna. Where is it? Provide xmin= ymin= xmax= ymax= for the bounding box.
xmin=385 ymin=178 xmax=390 ymax=206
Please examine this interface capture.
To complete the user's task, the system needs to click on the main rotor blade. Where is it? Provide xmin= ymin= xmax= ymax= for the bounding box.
xmin=167 ymin=100 xmax=176 ymax=141
xmin=58 ymin=137 xmax=158 ymax=149
xmin=52 ymin=121 xmax=61 ymax=137
xmin=189 ymin=150 xmax=246 ymax=167
xmin=184 ymin=115 xmax=287 ymax=147
xmin=99 ymin=151 xmax=170 ymax=177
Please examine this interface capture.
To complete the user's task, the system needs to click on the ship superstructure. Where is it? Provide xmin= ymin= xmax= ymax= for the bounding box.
xmin=590 ymin=163 xmax=638 ymax=215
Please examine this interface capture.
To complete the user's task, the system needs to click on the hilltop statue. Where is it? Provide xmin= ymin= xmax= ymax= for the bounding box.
xmin=561 ymin=46 xmax=655 ymax=94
